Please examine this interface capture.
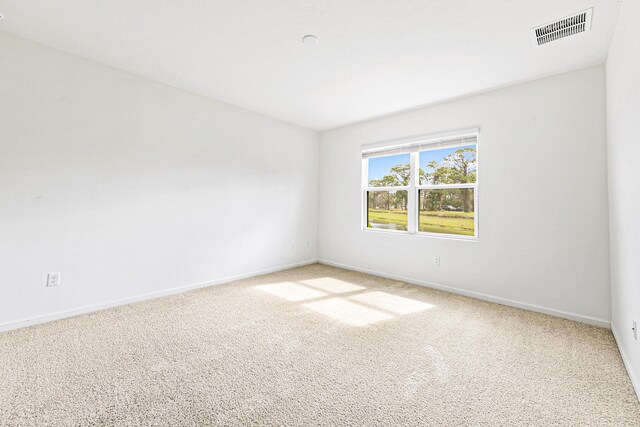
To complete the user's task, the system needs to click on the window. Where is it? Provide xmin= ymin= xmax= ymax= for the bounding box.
xmin=367 ymin=190 xmax=408 ymax=231
xmin=362 ymin=129 xmax=478 ymax=239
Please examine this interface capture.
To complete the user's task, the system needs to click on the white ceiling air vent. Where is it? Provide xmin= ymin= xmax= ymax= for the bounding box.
xmin=532 ymin=8 xmax=593 ymax=46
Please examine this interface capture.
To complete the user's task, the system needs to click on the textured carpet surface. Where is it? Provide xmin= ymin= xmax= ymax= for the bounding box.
xmin=1 ymin=264 xmax=639 ymax=426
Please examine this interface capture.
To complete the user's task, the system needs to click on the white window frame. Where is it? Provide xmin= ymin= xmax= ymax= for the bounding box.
xmin=361 ymin=129 xmax=479 ymax=240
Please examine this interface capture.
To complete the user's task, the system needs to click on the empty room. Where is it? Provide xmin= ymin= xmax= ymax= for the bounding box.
xmin=1 ymin=0 xmax=639 ymax=425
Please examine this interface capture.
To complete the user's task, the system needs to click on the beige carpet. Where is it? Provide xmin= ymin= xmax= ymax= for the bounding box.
xmin=1 ymin=264 xmax=639 ymax=426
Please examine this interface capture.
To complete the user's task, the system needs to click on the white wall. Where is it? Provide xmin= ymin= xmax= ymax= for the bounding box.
xmin=606 ymin=0 xmax=640 ymax=398
xmin=0 ymin=32 xmax=318 ymax=329
xmin=319 ymin=66 xmax=610 ymax=325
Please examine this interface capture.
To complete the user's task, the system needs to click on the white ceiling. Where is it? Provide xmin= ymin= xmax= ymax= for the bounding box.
xmin=0 ymin=0 xmax=621 ymax=130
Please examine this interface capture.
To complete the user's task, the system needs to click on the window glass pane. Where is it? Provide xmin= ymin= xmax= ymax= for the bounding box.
xmin=367 ymin=153 xmax=410 ymax=187
xmin=367 ymin=190 xmax=408 ymax=231
xmin=419 ymin=145 xmax=477 ymax=185
xmin=419 ymin=189 xmax=474 ymax=236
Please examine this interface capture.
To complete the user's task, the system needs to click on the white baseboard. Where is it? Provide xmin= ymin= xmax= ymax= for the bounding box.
xmin=0 ymin=259 xmax=318 ymax=333
xmin=2 ymin=257 xmax=611 ymax=332
xmin=611 ymin=323 xmax=640 ymax=402
xmin=318 ymin=259 xmax=611 ymax=329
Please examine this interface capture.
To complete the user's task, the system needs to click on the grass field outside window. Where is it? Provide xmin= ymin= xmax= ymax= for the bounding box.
xmin=367 ymin=209 xmax=474 ymax=236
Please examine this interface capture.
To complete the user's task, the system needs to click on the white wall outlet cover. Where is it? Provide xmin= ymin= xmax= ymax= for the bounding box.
xmin=633 ymin=320 xmax=638 ymax=340
xmin=47 ymin=272 xmax=61 ymax=287
xmin=433 ymin=257 xmax=440 ymax=266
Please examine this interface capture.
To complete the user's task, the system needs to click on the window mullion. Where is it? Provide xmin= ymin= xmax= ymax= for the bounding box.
xmin=417 ymin=183 xmax=476 ymax=189
xmin=407 ymin=152 xmax=418 ymax=233
xmin=365 ymin=186 xmax=409 ymax=192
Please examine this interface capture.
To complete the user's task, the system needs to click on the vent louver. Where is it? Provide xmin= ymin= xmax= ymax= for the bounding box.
xmin=532 ymin=9 xmax=593 ymax=46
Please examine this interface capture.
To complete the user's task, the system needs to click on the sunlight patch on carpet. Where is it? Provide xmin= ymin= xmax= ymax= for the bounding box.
xmin=299 ymin=277 xmax=366 ymax=294
xmin=254 ymin=283 xmax=327 ymax=301
xmin=303 ymin=298 xmax=393 ymax=326
xmin=348 ymin=291 xmax=435 ymax=315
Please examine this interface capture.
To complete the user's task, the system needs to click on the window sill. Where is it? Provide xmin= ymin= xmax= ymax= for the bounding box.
xmin=361 ymin=228 xmax=479 ymax=242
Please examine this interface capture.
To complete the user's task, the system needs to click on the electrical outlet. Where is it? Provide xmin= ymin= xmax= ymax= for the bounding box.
xmin=433 ymin=257 xmax=440 ymax=266
xmin=306 ymin=241 xmax=310 ymax=249
xmin=47 ymin=272 xmax=61 ymax=287
xmin=633 ymin=320 xmax=637 ymax=341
